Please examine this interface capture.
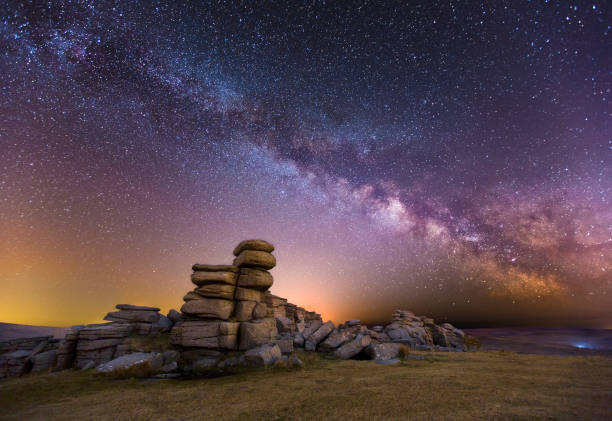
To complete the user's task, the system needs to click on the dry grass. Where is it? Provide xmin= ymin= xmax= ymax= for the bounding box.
xmin=1 ymin=351 xmax=611 ymax=421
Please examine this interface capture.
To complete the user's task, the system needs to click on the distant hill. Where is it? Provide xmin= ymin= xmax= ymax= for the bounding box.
xmin=0 ymin=322 xmax=67 ymax=341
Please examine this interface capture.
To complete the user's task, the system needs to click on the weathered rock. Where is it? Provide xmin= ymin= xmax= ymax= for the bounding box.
xmin=273 ymin=338 xmax=294 ymax=354
xmin=194 ymin=283 xmax=236 ymax=300
xmin=372 ymin=326 xmax=384 ymax=332
xmin=334 ymin=334 xmax=371 ymax=359
xmin=237 ymin=268 xmax=274 ymax=290
xmin=191 ymin=271 xmax=237 ymax=286
xmin=116 ymin=304 xmax=160 ymax=312
xmin=78 ymin=324 xmax=133 ymax=340
xmin=193 ymin=357 xmax=219 ymax=370
xmin=76 ymin=338 xmax=122 ymax=351
xmin=233 ymin=250 xmax=276 ymax=270
xmin=305 ymin=321 xmax=334 ymax=351
xmin=170 ymin=320 xmax=239 ymax=349
xmin=96 ymin=352 xmax=163 ymax=374
xmin=181 ymin=298 xmax=234 ymax=319
xmin=425 ymin=322 xmax=449 ymax=347
xmin=31 ymin=350 xmax=57 ymax=372
xmin=301 ymin=320 xmax=322 ymax=340
xmin=318 ymin=328 xmax=354 ymax=352
xmin=183 ymin=291 xmax=201 ymax=301
xmin=233 ymin=239 xmax=275 ymax=256
xmin=242 ymin=343 xmax=281 ymax=367
xmin=293 ymin=333 xmax=305 ymax=347
xmin=234 ymin=287 xmax=265 ymax=302
xmin=157 ymin=315 xmax=173 ymax=331
xmin=364 ymin=343 xmax=404 ymax=361
xmin=192 ymin=264 xmax=238 ymax=272
xmin=234 ymin=300 xmax=257 ymax=321
xmin=160 ymin=361 xmax=178 ymax=373
xmin=167 ymin=309 xmax=183 ymax=324
xmin=252 ymin=302 xmax=267 ymax=319
xmin=275 ymin=317 xmax=295 ymax=334
xmin=239 ymin=318 xmax=278 ymax=350
xmin=161 ymin=350 xmax=179 ymax=365
xmin=104 ymin=310 xmax=160 ymax=323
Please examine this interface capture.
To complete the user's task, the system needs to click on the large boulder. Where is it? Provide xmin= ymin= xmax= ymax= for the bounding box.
xmin=305 ymin=321 xmax=334 ymax=351
xmin=364 ymin=343 xmax=404 ymax=361
xmin=233 ymin=240 xmax=275 ymax=256
xmin=78 ymin=323 xmax=133 ymax=340
xmin=170 ymin=320 xmax=239 ymax=349
xmin=194 ymin=283 xmax=236 ymax=300
xmin=233 ymin=250 xmax=276 ymax=270
xmin=234 ymin=287 xmax=265 ymax=302
xmin=191 ymin=271 xmax=237 ymax=286
xmin=96 ymin=352 xmax=163 ymax=374
xmin=333 ymin=334 xmax=371 ymax=359
xmin=31 ymin=350 xmax=57 ymax=372
xmin=318 ymin=328 xmax=354 ymax=352
xmin=241 ymin=343 xmax=281 ymax=367
xmin=301 ymin=320 xmax=322 ymax=340
xmin=237 ymin=268 xmax=274 ymax=290
xmin=239 ymin=318 xmax=278 ymax=350
xmin=181 ymin=298 xmax=234 ymax=319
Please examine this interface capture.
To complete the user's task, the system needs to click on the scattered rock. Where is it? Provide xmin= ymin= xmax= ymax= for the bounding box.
xmin=242 ymin=344 xmax=281 ymax=367
xmin=305 ymin=321 xmax=334 ymax=351
xmin=334 ymin=334 xmax=371 ymax=359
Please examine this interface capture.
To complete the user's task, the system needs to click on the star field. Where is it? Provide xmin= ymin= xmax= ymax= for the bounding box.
xmin=0 ymin=1 xmax=610 ymax=327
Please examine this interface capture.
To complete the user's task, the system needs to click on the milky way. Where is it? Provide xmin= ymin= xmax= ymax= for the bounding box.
xmin=1 ymin=1 xmax=610 ymax=327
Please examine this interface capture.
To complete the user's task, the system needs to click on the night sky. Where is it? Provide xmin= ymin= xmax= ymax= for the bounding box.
xmin=1 ymin=1 xmax=610 ymax=328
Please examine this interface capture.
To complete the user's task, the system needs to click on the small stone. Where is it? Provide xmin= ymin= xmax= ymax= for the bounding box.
xmin=233 ymin=239 xmax=275 ymax=256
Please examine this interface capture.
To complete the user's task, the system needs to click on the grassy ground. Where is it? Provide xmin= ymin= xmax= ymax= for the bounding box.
xmin=1 ymin=351 xmax=611 ymax=421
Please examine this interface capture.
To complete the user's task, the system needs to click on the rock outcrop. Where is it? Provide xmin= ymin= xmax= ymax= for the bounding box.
xmin=1 ymin=239 xmax=468 ymax=379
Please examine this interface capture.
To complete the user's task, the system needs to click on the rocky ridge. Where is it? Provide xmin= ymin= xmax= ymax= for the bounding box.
xmin=0 ymin=239 xmax=467 ymax=379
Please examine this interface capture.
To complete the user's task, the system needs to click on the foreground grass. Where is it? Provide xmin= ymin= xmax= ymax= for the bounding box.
xmin=1 ymin=351 xmax=611 ymax=420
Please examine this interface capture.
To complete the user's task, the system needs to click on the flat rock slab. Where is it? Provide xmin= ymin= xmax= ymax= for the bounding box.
xmin=115 ymin=304 xmax=160 ymax=312
xmin=233 ymin=239 xmax=275 ymax=256
xmin=194 ymin=284 xmax=236 ymax=300
xmin=181 ymin=298 xmax=234 ymax=320
xmin=192 ymin=264 xmax=238 ymax=273
xmin=96 ymin=352 xmax=163 ymax=373
xmin=191 ymin=271 xmax=237 ymax=286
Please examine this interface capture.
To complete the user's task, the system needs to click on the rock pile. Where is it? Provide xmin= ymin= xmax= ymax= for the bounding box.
xmin=1 ymin=238 xmax=470 ymax=379
xmin=170 ymin=240 xmax=282 ymax=368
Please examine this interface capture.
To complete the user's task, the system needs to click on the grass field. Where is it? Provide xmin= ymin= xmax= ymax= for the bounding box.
xmin=1 ymin=351 xmax=611 ymax=420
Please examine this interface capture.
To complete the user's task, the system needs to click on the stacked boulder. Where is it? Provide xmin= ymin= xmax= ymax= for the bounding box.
xmin=170 ymin=240 xmax=280 ymax=367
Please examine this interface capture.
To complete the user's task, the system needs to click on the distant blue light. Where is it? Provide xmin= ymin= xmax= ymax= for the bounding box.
xmin=575 ymin=343 xmax=590 ymax=349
